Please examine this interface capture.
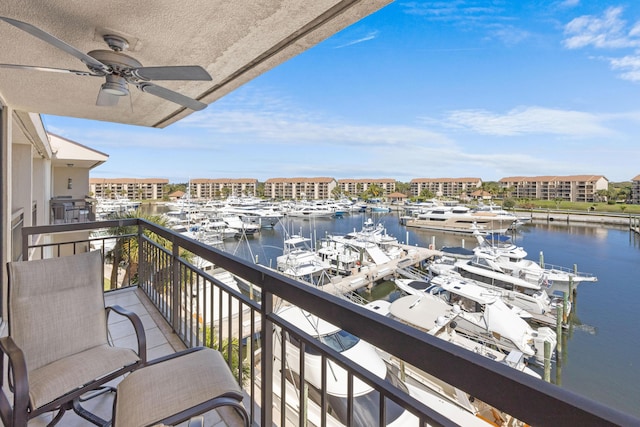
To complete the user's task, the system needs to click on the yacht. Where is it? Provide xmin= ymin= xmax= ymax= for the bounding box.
xmin=396 ymin=274 xmax=567 ymax=327
xmin=472 ymin=203 xmax=530 ymax=226
xmin=405 ymin=205 xmax=516 ymax=234
xmin=316 ymin=218 xmax=404 ymax=273
xmin=456 ymin=250 xmax=595 ymax=296
xmin=276 ymin=236 xmax=332 ymax=285
xmin=390 ymin=281 xmax=556 ymax=364
xmin=274 ymin=305 xmax=490 ymax=427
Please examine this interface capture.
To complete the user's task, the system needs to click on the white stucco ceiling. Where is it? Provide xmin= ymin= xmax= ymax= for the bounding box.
xmin=0 ymin=0 xmax=391 ymax=128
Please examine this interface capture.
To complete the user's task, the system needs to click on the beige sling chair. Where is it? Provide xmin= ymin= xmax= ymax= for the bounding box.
xmin=0 ymin=250 xmax=147 ymax=426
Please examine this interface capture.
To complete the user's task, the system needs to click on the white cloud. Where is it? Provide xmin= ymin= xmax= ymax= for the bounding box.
xmin=441 ymin=106 xmax=613 ymax=137
xmin=183 ymin=102 xmax=451 ymax=148
xmin=563 ymin=7 xmax=640 ymax=49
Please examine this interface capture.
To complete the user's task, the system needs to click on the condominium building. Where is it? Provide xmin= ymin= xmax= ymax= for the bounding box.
xmin=632 ymin=175 xmax=640 ymax=204
xmin=410 ymin=178 xmax=482 ymax=198
xmin=190 ymin=178 xmax=258 ymax=199
xmin=264 ymin=177 xmax=337 ymax=200
xmin=499 ymin=175 xmax=609 ymax=202
xmin=89 ymin=178 xmax=169 ymax=200
xmin=337 ymin=178 xmax=396 ymax=196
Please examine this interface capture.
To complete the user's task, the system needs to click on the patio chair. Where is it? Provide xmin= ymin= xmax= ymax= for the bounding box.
xmin=0 ymin=250 xmax=147 ymax=426
xmin=112 ymin=347 xmax=249 ymax=427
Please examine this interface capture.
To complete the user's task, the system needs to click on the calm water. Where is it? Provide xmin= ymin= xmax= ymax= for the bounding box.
xmin=145 ymin=206 xmax=640 ymax=418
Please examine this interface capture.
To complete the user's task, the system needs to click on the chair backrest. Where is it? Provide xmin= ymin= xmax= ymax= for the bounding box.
xmin=7 ymin=251 xmax=109 ymax=371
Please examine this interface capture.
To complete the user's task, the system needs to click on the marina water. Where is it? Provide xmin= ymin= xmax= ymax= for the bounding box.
xmin=146 ymin=206 xmax=640 ymax=418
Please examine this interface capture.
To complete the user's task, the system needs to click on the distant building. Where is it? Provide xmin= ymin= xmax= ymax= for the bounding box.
xmin=168 ymin=190 xmax=185 ymax=201
xmin=410 ymin=178 xmax=482 ymax=198
xmin=499 ymin=175 xmax=608 ymax=202
xmin=387 ymin=191 xmax=408 ymax=204
xmin=632 ymin=175 xmax=640 ymax=204
xmin=190 ymin=178 xmax=258 ymax=199
xmin=337 ymin=178 xmax=396 ymax=196
xmin=264 ymin=177 xmax=337 ymax=200
xmin=89 ymin=178 xmax=168 ymax=200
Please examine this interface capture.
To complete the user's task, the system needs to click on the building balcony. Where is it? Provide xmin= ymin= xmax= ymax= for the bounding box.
xmin=7 ymin=219 xmax=639 ymax=426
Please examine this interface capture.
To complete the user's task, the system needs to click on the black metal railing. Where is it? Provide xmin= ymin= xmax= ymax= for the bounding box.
xmin=50 ymin=197 xmax=96 ymax=224
xmin=21 ymin=219 xmax=640 ymax=427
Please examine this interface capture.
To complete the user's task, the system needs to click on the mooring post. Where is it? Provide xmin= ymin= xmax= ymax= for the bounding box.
xmin=544 ymin=341 xmax=551 ymax=383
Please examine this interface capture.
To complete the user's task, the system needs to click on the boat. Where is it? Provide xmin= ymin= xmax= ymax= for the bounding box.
xmin=221 ymin=214 xmax=261 ymax=235
xmin=273 ymin=304 xmax=491 ymax=427
xmin=472 ymin=203 xmax=530 ymax=226
xmin=405 ymin=205 xmax=516 ymax=234
xmin=276 ymin=235 xmax=332 ymax=285
xmin=456 ymin=248 xmax=595 ymax=296
xmin=316 ymin=218 xmax=404 ymax=274
xmin=396 ymin=274 xmax=568 ymax=328
xmin=470 ymin=226 xmax=597 ymax=289
xmin=390 ymin=280 xmax=557 ymax=364
xmin=366 ymin=299 xmax=541 ymax=378
xmin=285 ymin=204 xmax=335 ymax=218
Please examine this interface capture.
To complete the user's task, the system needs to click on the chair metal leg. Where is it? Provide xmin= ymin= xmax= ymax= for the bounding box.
xmin=70 ymin=386 xmax=116 ymax=426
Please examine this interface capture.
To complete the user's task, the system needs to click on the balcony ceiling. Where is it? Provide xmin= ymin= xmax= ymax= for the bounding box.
xmin=0 ymin=0 xmax=390 ymax=128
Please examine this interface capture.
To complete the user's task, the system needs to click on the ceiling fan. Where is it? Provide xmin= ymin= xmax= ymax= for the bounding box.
xmin=0 ymin=16 xmax=212 ymax=111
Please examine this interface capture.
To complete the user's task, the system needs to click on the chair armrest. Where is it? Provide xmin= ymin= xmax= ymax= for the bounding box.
xmin=0 ymin=336 xmax=30 ymax=426
xmin=106 ymin=305 xmax=147 ymax=364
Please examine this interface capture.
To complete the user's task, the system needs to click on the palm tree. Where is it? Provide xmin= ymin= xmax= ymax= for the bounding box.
xmin=108 ymin=210 xmax=192 ymax=289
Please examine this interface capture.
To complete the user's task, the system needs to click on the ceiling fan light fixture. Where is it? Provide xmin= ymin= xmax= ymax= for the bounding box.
xmin=101 ymin=75 xmax=129 ymax=96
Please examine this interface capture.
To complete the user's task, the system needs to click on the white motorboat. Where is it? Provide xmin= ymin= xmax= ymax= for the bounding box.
xmin=470 ymin=226 xmax=597 ymax=290
xmin=366 ymin=299 xmax=541 ymax=379
xmin=472 ymin=203 xmax=530 ymax=226
xmin=396 ymin=274 xmax=567 ymax=327
xmin=221 ymin=214 xmax=261 ymax=235
xmin=390 ymin=280 xmax=557 ymax=364
xmin=285 ymin=204 xmax=335 ymax=218
xmin=276 ymin=236 xmax=332 ymax=285
xmin=405 ymin=205 xmax=516 ymax=234
xmin=274 ymin=305 xmax=491 ymax=427
xmin=317 ymin=218 xmax=404 ymax=273
xmin=457 ymin=249 xmax=595 ymax=295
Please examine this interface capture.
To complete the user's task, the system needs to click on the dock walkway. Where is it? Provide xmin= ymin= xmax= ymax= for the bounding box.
xmin=318 ymin=244 xmax=440 ymax=295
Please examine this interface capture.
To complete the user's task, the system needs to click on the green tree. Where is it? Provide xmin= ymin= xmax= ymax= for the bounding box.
xmin=331 ymin=186 xmax=343 ymax=199
xmin=108 ymin=210 xmax=193 ymax=289
xmin=395 ymin=182 xmax=411 ymax=196
xmin=419 ymin=188 xmax=435 ymax=200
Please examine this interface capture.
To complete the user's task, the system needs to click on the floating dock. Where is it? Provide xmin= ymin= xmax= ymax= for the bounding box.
xmin=318 ymin=244 xmax=439 ymax=295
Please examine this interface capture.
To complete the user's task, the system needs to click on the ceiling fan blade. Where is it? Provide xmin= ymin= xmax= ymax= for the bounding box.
xmin=0 ymin=63 xmax=101 ymax=76
xmin=130 ymin=65 xmax=212 ymax=81
xmin=0 ymin=16 xmax=109 ymax=73
xmin=96 ymin=88 xmax=120 ymax=107
xmin=136 ymin=83 xmax=207 ymax=111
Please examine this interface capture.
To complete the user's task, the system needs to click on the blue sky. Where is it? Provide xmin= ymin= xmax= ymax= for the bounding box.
xmin=44 ymin=1 xmax=640 ymax=183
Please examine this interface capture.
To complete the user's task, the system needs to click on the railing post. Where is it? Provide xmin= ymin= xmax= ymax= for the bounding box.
xmin=171 ymin=232 xmax=181 ymax=332
xmin=137 ymin=220 xmax=144 ymax=288
xmin=261 ymin=284 xmax=274 ymax=426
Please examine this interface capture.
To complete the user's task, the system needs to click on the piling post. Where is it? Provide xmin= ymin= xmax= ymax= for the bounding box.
xmin=556 ymin=308 xmax=563 ymax=355
xmin=539 ymin=251 xmax=545 ymax=268
xmin=563 ymin=291 xmax=568 ymax=324
xmin=431 ymin=236 xmax=436 ymax=249
xmin=568 ymin=276 xmax=574 ymax=303
xmin=544 ymin=341 xmax=551 ymax=382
